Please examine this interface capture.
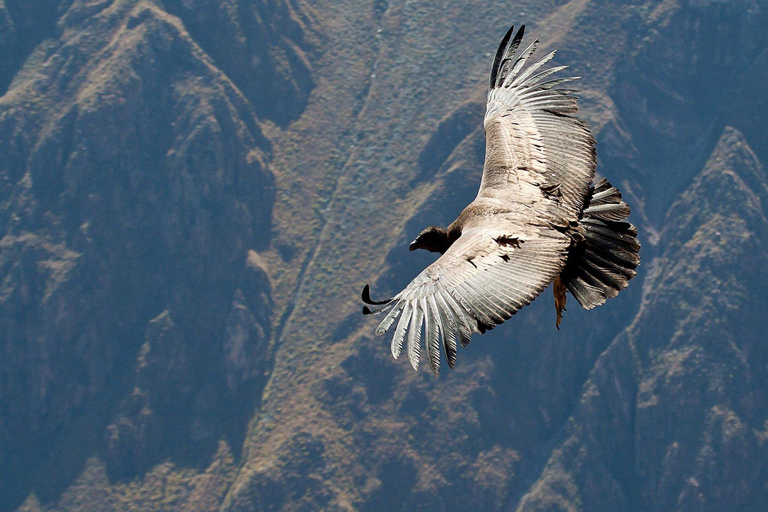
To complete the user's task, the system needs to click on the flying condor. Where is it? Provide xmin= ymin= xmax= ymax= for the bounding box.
xmin=363 ymin=25 xmax=640 ymax=375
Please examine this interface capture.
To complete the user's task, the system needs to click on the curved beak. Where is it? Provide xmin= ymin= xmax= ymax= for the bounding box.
xmin=409 ymin=240 xmax=418 ymax=252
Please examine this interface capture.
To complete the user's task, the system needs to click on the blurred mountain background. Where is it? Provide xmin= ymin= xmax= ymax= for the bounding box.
xmin=1 ymin=0 xmax=767 ymax=510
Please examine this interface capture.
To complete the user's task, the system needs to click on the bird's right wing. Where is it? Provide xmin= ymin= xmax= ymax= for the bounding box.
xmin=368 ymin=223 xmax=570 ymax=375
xmin=480 ymin=25 xmax=597 ymax=224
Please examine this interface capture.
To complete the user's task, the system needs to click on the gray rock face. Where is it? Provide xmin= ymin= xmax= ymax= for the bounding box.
xmin=0 ymin=0 xmax=275 ymax=505
xmin=517 ymin=127 xmax=768 ymax=512
xmin=163 ymin=0 xmax=317 ymax=125
xmin=608 ymin=0 xmax=768 ymax=219
xmin=0 ymin=0 xmax=68 ymax=94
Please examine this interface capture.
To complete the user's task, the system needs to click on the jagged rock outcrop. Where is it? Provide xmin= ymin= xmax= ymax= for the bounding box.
xmin=163 ymin=0 xmax=317 ymax=125
xmin=0 ymin=0 xmax=274 ymax=507
xmin=0 ymin=2 xmax=15 ymax=93
xmin=223 ymin=250 xmax=272 ymax=389
xmin=104 ymin=310 xmax=190 ymax=478
xmin=609 ymin=0 xmax=768 ymax=217
xmin=516 ymin=127 xmax=768 ymax=512
xmin=0 ymin=0 xmax=69 ymax=94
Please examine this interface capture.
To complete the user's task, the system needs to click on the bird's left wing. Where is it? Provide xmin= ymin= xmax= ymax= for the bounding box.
xmin=365 ymin=223 xmax=569 ymax=375
xmin=480 ymin=25 xmax=596 ymax=224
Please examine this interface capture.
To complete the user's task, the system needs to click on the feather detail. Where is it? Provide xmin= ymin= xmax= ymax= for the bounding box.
xmin=433 ymin=292 xmax=458 ymax=368
xmin=391 ymin=301 xmax=413 ymax=359
xmin=407 ymin=302 xmax=424 ymax=370
xmin=425 ymin=296 xmax=442 ymax=375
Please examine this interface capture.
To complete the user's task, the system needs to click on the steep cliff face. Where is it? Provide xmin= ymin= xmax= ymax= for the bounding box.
xmin=517 ymin=127 xmax=768 ymax=512
xmin=0 ymin=0 xmax=70 ymax=94
xmin=0 ymin=2 xmax=15 ymax=93
xmin=0 ymin=0 xmax=276 ymax=507
xmin=163 ymin=0 xmax=317 ymax=125
xmin=608 ymin=0 xmax=768 ymax=220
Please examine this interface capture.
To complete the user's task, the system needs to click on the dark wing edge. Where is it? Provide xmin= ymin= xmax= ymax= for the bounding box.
xmin=489 ymin=25 xmax=524 ymax=90
xmin=483 ymin=25 xmax=597 ymax=220
xmin=368 ymin=229 xmax=569 ymax=375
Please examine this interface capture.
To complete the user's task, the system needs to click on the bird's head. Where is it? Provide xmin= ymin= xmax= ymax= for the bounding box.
xmin=409 ymin=226 xmax=450 ymax=254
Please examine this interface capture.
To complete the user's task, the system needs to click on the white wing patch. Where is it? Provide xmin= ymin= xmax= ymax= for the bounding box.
xmin=370 ymin=227 xmax=569 ymax=374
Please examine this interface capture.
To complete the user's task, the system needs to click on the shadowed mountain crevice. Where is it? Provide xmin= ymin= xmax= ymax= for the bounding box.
xmin=608 ymin=0 xmax=768 ymax=222
xmin=414 ymin=99 xmax=484 ymax=184
xmin=0 ymin=0 xmax=72 ymax=96
xmin=163 ymin=0 xmax=318 ymax=126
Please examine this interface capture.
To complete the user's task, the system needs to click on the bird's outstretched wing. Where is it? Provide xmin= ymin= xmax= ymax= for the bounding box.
xmin=481 ymin=25 xmax=596 ymax=222
xmin=366 ymin=25 xmax=595 ymax=374
xmin=367 ymin=222 xmax=570 ymax=375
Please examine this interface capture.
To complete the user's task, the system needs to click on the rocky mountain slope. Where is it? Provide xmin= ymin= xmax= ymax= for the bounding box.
xmin=1 ymin=0 xmax=766 ymax=511
xmin=517 ymin=126 xmax=768 ymax=512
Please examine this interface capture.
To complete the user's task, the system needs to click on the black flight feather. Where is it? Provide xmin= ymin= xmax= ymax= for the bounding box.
xmin=489 ymin=25 xmax=515 ymax=89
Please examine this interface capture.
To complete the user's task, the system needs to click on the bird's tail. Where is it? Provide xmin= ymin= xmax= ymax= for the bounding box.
xmin=560 ymin=178 xmax=640 ymax=312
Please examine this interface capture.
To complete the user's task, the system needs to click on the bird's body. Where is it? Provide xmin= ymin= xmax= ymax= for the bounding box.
xmin=363 ymin=25 xmax=640 ymax=375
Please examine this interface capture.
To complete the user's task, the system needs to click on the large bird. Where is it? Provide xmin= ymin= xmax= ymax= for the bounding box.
xmin=362 ymin=25 xmax=640 ymax=375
